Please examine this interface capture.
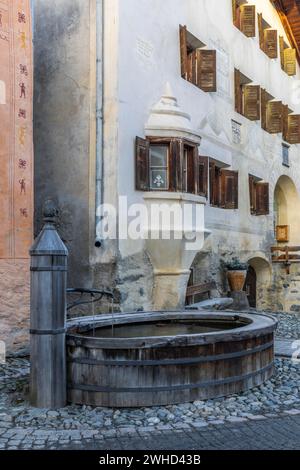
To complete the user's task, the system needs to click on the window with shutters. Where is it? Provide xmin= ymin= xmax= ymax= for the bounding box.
xmin=282 ymin=105 xmax=300 ymax=144
xmin=232 ymin=0 xmax=256 ymax=38
xmin=249 ymin=175 xmax=270 ymax=216
xmin=135 ymin=137 xmax=204 ymax=197
xmin=258 ymin=14 xmax=278 ymax=59
xmin=261 ymin=89 xmax=283 ymax=134
xmin=209 ymin=162 xmax=239 ymax=209
xmin=282 ymin=143 xmax=290 ymax=167
xmin=234 ymin=69 xmax=260 ymax=121
xmin=179 ymin=25 xmax=217 ymax=93
xmin=279 ymin=36 xmax=296 ymax=76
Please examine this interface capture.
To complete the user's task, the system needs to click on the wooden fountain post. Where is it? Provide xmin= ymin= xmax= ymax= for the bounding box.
xmin=30 ymin=200 xmax=68 ymax=408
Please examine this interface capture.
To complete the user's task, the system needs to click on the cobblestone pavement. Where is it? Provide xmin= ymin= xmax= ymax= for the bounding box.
xmin=0 ymin=413 xmax=299 ymax=450
xmin=275 ymin=339 xmax=298 ymax=358
xmin=75 ymin=414 xmax=300 ymax=450
xmin=0 ymin=312 xmax=299 ymax=450
xmin=272 ymin=311 xmax=300 ymax=340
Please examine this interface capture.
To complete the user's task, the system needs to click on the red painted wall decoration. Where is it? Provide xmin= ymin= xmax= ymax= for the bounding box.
xmin=0 ymin=0 xmax=33 ymax=259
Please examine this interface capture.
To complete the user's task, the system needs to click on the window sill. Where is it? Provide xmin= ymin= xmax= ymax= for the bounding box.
xmin=143 ymin=192 xmax=207 ymax=205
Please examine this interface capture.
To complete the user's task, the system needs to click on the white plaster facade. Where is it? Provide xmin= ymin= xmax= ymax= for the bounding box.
xmin=98 ymin=0 xmax=300 ymax=312
xmin=33 ymin=0 xmax=300 ymax=316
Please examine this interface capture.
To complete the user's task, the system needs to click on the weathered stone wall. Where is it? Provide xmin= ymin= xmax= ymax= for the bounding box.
xmin=33 ymin=0 xmax=300 ymax=316
xmin=33 ymin=0 xmax=98 ymax=289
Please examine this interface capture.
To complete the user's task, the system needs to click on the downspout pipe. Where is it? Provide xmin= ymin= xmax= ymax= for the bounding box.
xmin=95 ymin=0 xmax=104 ymax=248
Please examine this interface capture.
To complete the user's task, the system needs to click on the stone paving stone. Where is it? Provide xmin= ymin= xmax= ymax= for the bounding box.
xmin=284 ymin=409 xmax=300 ymax=415
xmin=172 ymin=423 xmax=191 ymax=429
xmin=192 ymin=422 xmax=209 ymax=429
xmin=226 ymin=417 xmax=248 ymax=423
xmin=247 ymin=415 xmax=267 ymax=420
xmin=116 ymin=428 xmax=137 ymax=436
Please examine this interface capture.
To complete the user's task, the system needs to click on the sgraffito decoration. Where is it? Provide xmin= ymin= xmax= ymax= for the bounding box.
xmin=0 ymin=0 xmax=33 ymax=259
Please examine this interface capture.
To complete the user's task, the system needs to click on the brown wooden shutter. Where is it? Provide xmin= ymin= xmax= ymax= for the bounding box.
xmin=279 ymin=36 xmax=285 ymax=69
xmin=243 ymin=85 xmax=260 ymax=121
xmin=264 ymin=29 xmax=278 ymax=59
xmin=287 ymin=115 xmax=300 ymax=144
xmin=249 ymin=175 xmax=257 ymax=215
xmin=198 ymin=156 xmax=208 ymax=197
xmin=169 ymin=139 xmax=182 ymax=192
xmin=135 ymin=137 xmax=150 ymax=191
xmin=267 ymin=100 xmax=283 ymax=134
xmin=186 ymin=146 xmax=197 ymax=195
xmin=232 ymin=0 xmax=238 ymax=25
xmin=209 ymin=163 xmax=220 ymax=207
xmin=188 ymin=50 xmax=197 ymax=85
xmin=282 ymin=104 xmax=289 ymax=142
xmin=197 ymin=49 xmax=217 ymax=92
xmin=261 ymin=88 xmax=268 ymax=131
xmin=220 ymin=170 xmax=238 ymax=210
xmin=284 ymin=48 xmax=296 ymax=76
xmin=234 ymin=69 xmax=243 ymax=115
xmin=179 ymin=25 xmax=188 ymax=79
xmin=258 ymin=13 xmax=264 ymax=51
xmin=240 ymin=5 xmax=256 ymax=37
xmin=256 ymin=182 xmax=269 ymax=216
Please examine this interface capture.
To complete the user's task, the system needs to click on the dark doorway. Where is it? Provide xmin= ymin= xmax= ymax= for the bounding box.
xmin=244 ymin=266 xmax=257 ymax=308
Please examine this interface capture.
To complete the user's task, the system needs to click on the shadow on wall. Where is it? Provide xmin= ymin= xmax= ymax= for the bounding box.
xmin=274 ymin=175 xmax=300 ymax=246
xmin=246 ymin=257 xmax=272 ymax=310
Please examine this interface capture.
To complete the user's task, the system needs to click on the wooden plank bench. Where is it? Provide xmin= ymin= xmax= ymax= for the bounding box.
xmin=186 ymin=281 xmax=217 ymax=306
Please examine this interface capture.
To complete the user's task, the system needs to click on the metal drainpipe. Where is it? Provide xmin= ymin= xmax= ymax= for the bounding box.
xmin=95 ymin=0 xmax=104 ymax=248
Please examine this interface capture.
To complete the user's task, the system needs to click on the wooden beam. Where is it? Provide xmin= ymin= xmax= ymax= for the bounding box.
xmin=271 ymin=0 xmax=300 ymax=64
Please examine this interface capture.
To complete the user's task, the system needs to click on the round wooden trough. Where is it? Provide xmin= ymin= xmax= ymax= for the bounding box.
xmin=66 ymin=312 xmax=278 ymax=408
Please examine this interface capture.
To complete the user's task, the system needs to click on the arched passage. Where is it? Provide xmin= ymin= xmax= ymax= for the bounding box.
xmin=274 ymin=176 xmax=300 ymax=245
xmin=244 ymin=257 xmax=272 ymax=309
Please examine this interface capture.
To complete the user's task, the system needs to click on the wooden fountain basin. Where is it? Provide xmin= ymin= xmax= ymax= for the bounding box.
xmin=66 ymin=311 xmax=277 ymax=408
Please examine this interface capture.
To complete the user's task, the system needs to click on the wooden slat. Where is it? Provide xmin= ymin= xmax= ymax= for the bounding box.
xmin=234 ymin=68 xmax=243 ymax=115
xmin=284 ymin=47 xmax=296 ymax=75
xmin=186 ymin=281 xmax=216 ymax=298
xmin=179 ymin=25 xmax=188 ymax=79
xmin=287 ymin=114 xmax=300 ymax=144
xmin=264 ymin=29 xmax=278 ymax=59
xmin=279 ymin=35 xmax=285 ymax=68
xmin=261 ymin=89 xmax=268 ymax=131
xmin=258 ymin=13 xmax=265 ymax=51
xmin=240 ymin=4 xmax=256 ymax=37
xmin=243 ymin=85 xmax=260 ymax=121
xmin=267 ymin=100 xmax=283 ymax=134
xmin=135 ymin=137 xmax=150 ymax=191
xmin=220 ymin=170 xmax=239 ymax=209
xmin=197 ymin=49 xmax=217 ymax=92
xmin=271 ymin=246 xmax=300 ymax=252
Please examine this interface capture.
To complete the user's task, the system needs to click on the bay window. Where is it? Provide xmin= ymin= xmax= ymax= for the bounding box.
xmin=135 ymin=137 xmax=202 ymax=196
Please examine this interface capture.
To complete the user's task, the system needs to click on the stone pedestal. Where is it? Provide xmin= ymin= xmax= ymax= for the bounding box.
xmin=230 ymin=291 xmax=249 ymax=311
xmin=144 ymin=192 xmax=207 ymax=310
xmin=152 ymin=270 xmax=191 ymax=310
